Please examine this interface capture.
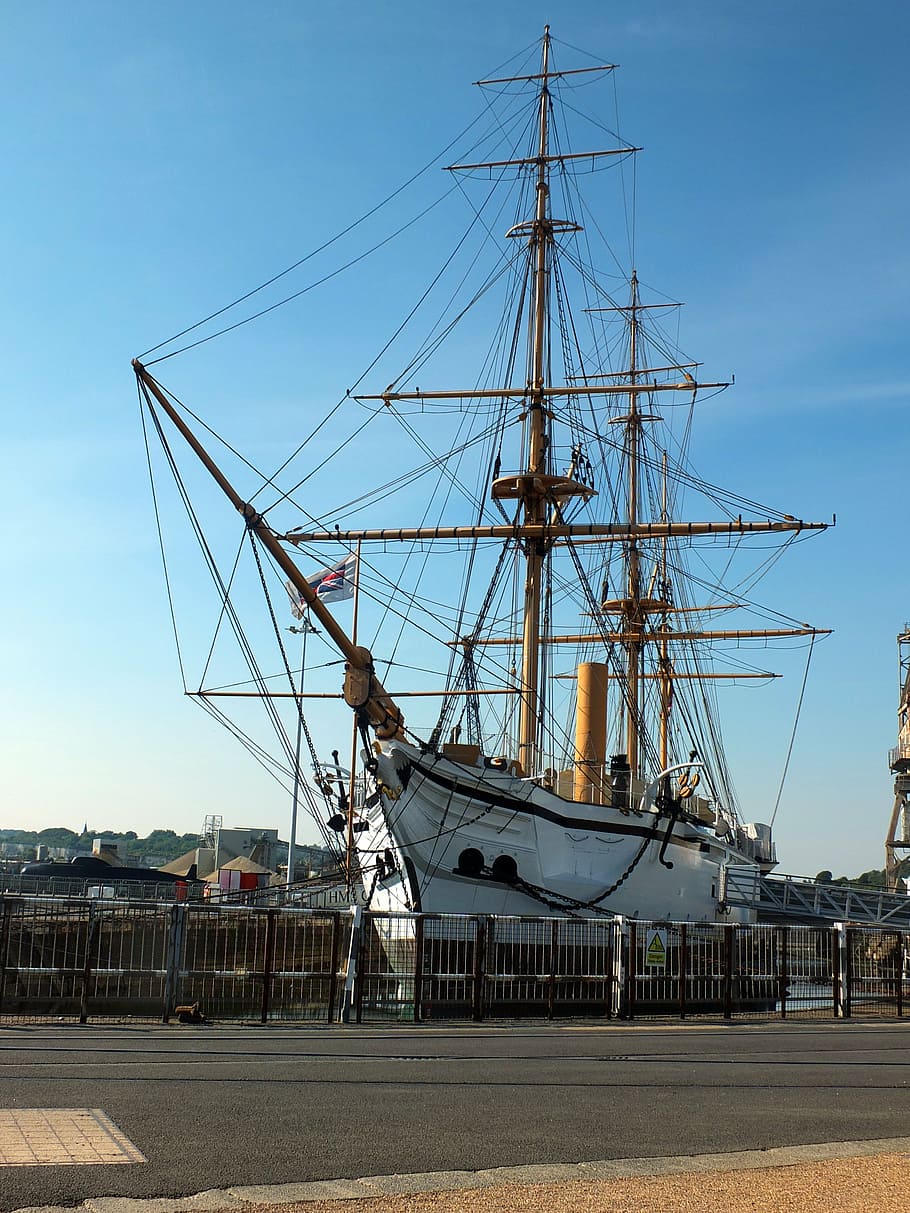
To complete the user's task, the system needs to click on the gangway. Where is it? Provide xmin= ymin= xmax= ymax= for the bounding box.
xmin=725 ymin=870 xmax=910 ymax=927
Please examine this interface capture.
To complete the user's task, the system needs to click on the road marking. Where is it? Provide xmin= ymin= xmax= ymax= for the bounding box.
xmin=0 ymin=1109 xmax=145 ymax=1167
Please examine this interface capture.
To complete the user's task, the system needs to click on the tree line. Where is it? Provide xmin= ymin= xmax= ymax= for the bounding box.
xmin=0 ymin=827 xmax=200 ymax=864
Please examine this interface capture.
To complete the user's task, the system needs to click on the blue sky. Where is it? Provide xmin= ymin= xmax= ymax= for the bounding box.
xmin=1 ymin=2 xmax=908 ymax=879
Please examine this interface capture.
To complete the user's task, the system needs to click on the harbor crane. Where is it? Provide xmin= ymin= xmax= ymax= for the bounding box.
xmin=885 ymin=626 xmax=910 ymax=889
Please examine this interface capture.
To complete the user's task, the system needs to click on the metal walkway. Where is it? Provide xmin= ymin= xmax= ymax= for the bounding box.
xmin=755 ymin=873 xmax=910 ymax=927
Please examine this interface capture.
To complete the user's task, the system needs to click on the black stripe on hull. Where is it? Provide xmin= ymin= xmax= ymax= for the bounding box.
xmin=411 ymin=758 xmax=713 ymax=853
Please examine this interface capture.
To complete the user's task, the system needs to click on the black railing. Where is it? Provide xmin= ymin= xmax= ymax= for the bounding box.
xmin=1 ymin=896 xmax=907 ymax=1024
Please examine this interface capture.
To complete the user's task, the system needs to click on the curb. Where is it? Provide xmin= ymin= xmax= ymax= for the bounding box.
xmin=11 ymin=1135 xmax=910 ymax=1213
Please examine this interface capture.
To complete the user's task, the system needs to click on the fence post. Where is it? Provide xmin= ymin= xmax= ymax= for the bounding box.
xmin=722 ymin=925 xmax=734 ymax=1020
xmin=624 ymin=921 xmax=637 ymax=1020
xmin=327 ymin=912 xmax=342 ymax=1024
xmin=608 ymin=917 xmax=623 ymax=1019
xmin=341 ymin=905 xmax=362 ymax=1024
xmin=162 ymin=903 xmax=187 ymax=1023
xmin=472 ymin=917 xmax=488 ymax=1023
xmin=843 ymin=925 xmax=854 ymax=1019
xmin=547 ymin=918 xmax=558 ymax=1021
xmin=354 ymin=913 xmax=369 ymax=1024
xmin=839 ymin=921 xmax=854 ymax=1018
xmin=898 ymin=933 xmax=904 ymax=1019
xmin=79 ymin=904 xmax=100 ymax=1025
xmin=777 ymin=927 xmax=788 ymax=1021
xmin=413 ymin=915 xmax=425 ymax=1024
xmin=678 ymin=924 xmax=688 ymax=1020
xmin=260 ymin=909 xmax=277 ymax=1024
xmin=0 ymin=898 xmax=14 ymax=1017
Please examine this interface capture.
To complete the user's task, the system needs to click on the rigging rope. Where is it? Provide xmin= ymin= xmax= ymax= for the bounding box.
xmin=138 ymin=380 xmax=188 ymax=693
xmin=247 ymin=529 xmax=332 ymax=798
xmin=138 ymin=104 xmax=495 ymax=362
xmin=145 ymin=188 xmax=462 ymax=364
xmin=139 ymin=379 xmax=340 ymax=849
xmin=769 ymin=630 xmax=817 ymax=829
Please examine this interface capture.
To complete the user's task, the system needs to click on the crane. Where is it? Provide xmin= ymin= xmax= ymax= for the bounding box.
xmin=885 ymin=627 xmax=910 ymax=889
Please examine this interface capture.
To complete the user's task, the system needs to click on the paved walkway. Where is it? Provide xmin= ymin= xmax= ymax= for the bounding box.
xmin=11 ymin=1138 xmax=910 ymax=1213
xmin=266 ymin=1155 xmax=909 ymax=1212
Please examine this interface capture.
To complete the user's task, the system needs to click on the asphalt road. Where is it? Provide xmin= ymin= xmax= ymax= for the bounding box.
xmin=1 ymin=1021 xmax=908 ymax=1211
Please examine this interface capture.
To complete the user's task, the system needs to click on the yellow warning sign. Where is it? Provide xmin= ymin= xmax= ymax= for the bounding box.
xmin=644 ymin=928 xmax=667 ymax=968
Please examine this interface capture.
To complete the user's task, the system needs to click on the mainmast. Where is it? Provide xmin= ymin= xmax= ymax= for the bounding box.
xmin=623 ymin=271 xmax=644 ymax=774
xmin=517 ymin=25 xmax=553 ymax=777
xmin=460 ymin=27 xmax=625 ymax=776
xmin=442 ymin=26 xmax=624 ymax=777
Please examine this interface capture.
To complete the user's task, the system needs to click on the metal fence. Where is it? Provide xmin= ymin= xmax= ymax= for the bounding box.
xmin=1 ymin=873 xmax=201 ymax=902
xmin=1 ymin=896 xmax=907 ymax=1024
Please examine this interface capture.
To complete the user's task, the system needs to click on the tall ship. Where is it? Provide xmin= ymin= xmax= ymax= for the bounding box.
xmin=134 ymin=28 xmax=830 ymax=923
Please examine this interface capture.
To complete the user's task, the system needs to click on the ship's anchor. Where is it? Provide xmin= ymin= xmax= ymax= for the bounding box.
xmin=639 ymin=755 xmax=705 ymax=870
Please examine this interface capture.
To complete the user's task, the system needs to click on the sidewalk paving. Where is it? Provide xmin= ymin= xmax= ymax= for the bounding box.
xmin=12 ymin=1140 xmax=909 ymax=1213
xmin=256 ymin=1154 xmax=908 ymax=1212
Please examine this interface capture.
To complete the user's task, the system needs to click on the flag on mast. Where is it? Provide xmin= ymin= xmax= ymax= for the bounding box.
xmin=286 ymin=553 xmax=357 ymax=618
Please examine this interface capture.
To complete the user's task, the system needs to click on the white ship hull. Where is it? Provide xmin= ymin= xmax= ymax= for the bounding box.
xmin=357 ymin=741 xmax=759 ymax=923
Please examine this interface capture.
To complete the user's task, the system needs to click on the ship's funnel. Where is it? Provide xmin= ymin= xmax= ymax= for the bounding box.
xmin=574 ymin=662 xmax=609 ymax=803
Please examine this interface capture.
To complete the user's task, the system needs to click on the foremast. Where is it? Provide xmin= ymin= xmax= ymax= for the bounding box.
xmin=455 ymin=26 xmax=625 ymax=776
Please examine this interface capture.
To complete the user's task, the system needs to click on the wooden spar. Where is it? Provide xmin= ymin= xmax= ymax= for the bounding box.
xmin=282 ymin=519 xmax=829 ymax=543
xmin=191 ymin=687 xmax=516 ymax=699
xmin=475 ymin=62 xmax=618 ymax=86
xmin=357 ymin=380 xmax=726 ymax=401
xmin=446 ymin=147 xmax=640 ymax=172
xmin=595 ymin=602 xmax=738 ymax=614
xmin=189 ymin=673 xmax=780 ymax=703
xmin=132 ymin=359 xmax=404 ymax=740
xmin=554 ymin=671 xmax=780 ymax=681
xmin=345 ymin=541 xmax=362 ymax=895
xmin=458 ymin=628 xmax=831 ymax=646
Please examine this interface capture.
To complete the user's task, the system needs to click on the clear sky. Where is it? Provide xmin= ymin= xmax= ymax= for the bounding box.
xmin=1 ymin=1 xmax=908 ymax=879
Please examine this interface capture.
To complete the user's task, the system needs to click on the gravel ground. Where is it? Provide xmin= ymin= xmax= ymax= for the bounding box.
xmin=224 ymin=1154 xmax=908 ymax=1213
